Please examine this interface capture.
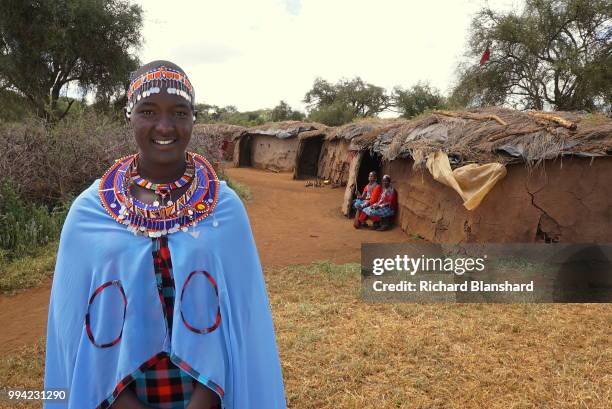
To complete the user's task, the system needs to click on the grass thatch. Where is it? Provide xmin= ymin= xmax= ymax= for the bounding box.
xmin=325 ymin=118 xmax=405 ymax=142
xmin=351 ymin=107 xmax=611 ymax=167
xmin=193 ymin=123 xmax=246 ymax=141
xmin=244 ymin=121 xmax=327 ymax=139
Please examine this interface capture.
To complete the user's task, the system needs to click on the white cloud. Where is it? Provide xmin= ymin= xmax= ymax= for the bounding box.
xmin=169 ymin=42 xmax=242 ymax=65
xmin=134 ymin=0 xmax=521 ymax=113
xmin=283 ymin=0 xmax=302 ymax=16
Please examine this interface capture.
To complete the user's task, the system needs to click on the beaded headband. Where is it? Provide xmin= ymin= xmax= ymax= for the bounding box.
xmin=125 ymin=66 xmax=195 ymax=119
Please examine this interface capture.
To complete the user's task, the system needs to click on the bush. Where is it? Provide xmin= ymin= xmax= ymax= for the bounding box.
xmin=0 ymin=112 xmax=134 ymax=204
xmin=0 ymin=181 xmax=71 ymax=261
xmin=0 ymin=111 xmax=226 ymax=205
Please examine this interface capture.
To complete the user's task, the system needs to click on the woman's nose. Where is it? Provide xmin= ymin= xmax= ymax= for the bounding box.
xmin=155 ymin=115 xmax=175 ymax=134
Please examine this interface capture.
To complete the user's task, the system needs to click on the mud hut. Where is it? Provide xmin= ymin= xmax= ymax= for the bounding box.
xmin=293 ymin=119 xmax=402 ymax=184
xmin=343 ymin=107 xmax=612 ymax=243
xmin=233 ymin=121 xmax=324 ymax=172
xmin=192 ymin=123 xmax=245 ymax=161
xmin=293 ymin=127 xmax=328 ymax=179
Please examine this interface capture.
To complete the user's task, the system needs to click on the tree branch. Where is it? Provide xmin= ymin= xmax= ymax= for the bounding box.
xmin=57 ymin=99 xmax=75 ymax=120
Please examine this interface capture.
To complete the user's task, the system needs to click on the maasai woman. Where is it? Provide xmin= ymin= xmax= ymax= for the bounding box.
xmin=352 ymin=171 xmax=381 ymax=228
xmin=44 ymin=61 xmax=286 ymax=409
xmin=357 ymin=175 xmax=397 ymax=231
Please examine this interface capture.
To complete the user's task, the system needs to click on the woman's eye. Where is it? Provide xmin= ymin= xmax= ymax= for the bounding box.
xmin=140 ymin=110 xmax=155 ymax=117
xmin=175 ymin=111 xmax=188 ymax=118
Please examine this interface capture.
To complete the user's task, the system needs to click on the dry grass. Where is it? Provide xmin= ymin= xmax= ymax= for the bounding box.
xmin=0 ymin=338 xmax=44 ymax=409
xmin=1 ymin=262 xmax=610 ymax=408
xmin=269 ymin=262 xmax=612 ymax=409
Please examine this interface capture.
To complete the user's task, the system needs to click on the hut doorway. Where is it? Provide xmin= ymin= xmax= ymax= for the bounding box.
xmin=296 ymin=136 xmax=324 ymax=178
xmin=238 ymin=135 xmax=253 ymax=167
xmin=356 ymin=150 xmax=382 ymax=192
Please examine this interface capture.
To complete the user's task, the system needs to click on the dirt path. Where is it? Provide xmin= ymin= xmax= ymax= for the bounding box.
xmin=225 ymin=168 xmax=407 ymax=267
xmin=0 ymin=168 xmax=407 ymax=354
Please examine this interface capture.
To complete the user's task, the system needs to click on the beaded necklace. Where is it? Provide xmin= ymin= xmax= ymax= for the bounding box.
xmin=130 ymin=153 xmax=195 ymax=207
xmin=99 ymin=152 xmax=219 ymax=237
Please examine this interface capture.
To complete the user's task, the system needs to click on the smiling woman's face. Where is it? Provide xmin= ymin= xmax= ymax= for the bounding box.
xmin=130 ymin=92 xmax=193 ymax=170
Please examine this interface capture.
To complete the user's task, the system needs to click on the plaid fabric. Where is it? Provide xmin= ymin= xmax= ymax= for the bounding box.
xmin=126 ymin=236 xmax=197 ymax=408
xmin=154 ymin=236 xmax=176 ymax=336
xmin=352 ymin=198 xmax=367 ymax=210
xmin=128 ymin=354 xmax=196 ymax=409
xmin=363 ymin=205 xmax=395 ymax=218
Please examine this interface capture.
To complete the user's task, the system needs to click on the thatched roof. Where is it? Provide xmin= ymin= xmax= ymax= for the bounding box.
xmin=298 ymin=128 xmax=328 ymax=140
xmin=352 ymin=107 xmax=611 ymax=167
xmin=192 ymin=123 xmax=246 ymax=141
xmin=325 ymin=118 xmax=403 ymax=142
xmin=244 ymin=121 xmax=326 ymax=139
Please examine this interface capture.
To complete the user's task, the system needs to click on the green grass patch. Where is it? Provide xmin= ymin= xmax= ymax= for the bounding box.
xmin=0 ymin=241 xmax=58 ymax=295
xmin=0 ymin=181 xmax=70 ymax=261
xmin=225 ymin=177 xmax=252 ymax=202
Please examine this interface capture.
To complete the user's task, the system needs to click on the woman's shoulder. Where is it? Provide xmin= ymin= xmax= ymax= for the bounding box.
xmin=215 ymin=180 xmax=244 ymax=212
xmin=71 ymin=179 xmax=102 ymax=207
xmin=64 ymin=179 xmax=104 ymax=220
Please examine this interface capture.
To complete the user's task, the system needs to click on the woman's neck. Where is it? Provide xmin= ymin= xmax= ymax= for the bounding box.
xmin=137 ymin=157 xmax=187 ymax=183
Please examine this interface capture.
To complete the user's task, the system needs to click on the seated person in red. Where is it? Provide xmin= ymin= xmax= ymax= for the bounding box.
xmin=352 ymin=171 xmax=382 ymax=227
xmin=356 ymin=174 xmax=397 ymax=231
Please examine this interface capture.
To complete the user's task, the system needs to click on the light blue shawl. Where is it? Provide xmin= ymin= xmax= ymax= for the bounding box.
xmin=44 ymin=179 xmax=286 ymax=409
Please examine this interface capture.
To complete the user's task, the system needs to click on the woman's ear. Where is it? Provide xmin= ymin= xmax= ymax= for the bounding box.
xmin=192 ymin=109 xmax=198 ymax=123
xmin=123 ymin=107 xmax=131 ymax=124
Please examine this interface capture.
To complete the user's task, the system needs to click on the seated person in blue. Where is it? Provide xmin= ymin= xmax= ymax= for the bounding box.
xmin=359 ymin=175 xmax=398 ymax=231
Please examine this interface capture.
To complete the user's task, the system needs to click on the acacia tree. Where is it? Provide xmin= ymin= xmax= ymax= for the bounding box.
xmin=304 ymin=77 xmax=391 ymax=125
xmin=452 ymin=0 xmax=611 ymax=111
xmin=393 ymin=83 xmax=447 ymax=118
xmin=0 ymin=0 xmax=142 ymax=120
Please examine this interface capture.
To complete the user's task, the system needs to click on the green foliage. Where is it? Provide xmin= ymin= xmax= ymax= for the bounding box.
xmin=0 ymin=0 xmax=143 ymax=120
xmin=216 ymin=168 xmax=252 ymax=202
xmin=0 ymin=89 xmax=30 ymax=121
xmin=307 ymin=101 xmax=357 ymax=126
xmin=196 ymin=101 xmax=305 ymax=126
xmin=303 ymin=77 xmax=391 ymax=124
xmin=0 ymin=241 xmax=58 ymax=294
xmin=225 ymin=177 xmax=252 ymax=202
xmin=393 ymin=83 xmax=447 ymax=118
xmin=0 ymin=181 xmax=71 ymax=261
xmin=270 ymin=100 xmax=305 ymax=122
xmin=196 ymin=103 xmax=271 ymax=126
xmin=452 ymin=0 xmax=611 ymax=112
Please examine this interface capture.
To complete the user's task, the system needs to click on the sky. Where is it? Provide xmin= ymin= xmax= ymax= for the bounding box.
xmin=133 ymin=0 xmax=522 ymax=114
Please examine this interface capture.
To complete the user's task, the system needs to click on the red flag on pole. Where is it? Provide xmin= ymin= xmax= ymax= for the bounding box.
xmin=479 ymin=46 xmax=491 ymax=65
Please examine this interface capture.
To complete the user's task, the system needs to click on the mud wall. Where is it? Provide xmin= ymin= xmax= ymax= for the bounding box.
xmin=317 ymin=140 xmax=351 ymax=184
xmin=251 ymin=135 xmax=299 ymax=171
xmin=383 ymin=157 xmax=611 ymax=243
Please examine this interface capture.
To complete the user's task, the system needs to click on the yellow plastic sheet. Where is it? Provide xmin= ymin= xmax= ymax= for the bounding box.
xmin=426 ymin=151 xmax=507 ymax=210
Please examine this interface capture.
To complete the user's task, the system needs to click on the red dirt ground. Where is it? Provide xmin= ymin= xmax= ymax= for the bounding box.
xmin=0 ymin=168 xmax=407 ymax=354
